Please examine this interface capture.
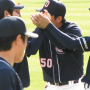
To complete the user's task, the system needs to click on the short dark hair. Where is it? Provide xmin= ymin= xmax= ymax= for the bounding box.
xmin=0 ymin=9 xmax=13 ymax=20
xmin=53 ymin=14 xmax=66 ymax=23
xmin=0 ymin=34 xmax=25 ymax=51
xmin=7 ymin=9 xmax=13 ymax=15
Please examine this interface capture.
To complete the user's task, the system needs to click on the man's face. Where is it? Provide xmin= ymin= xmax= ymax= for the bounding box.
xmin=50 ymin=14 xmax=62 ymax=28
xmin=19 ymin=36 xmax=28 ymax=63
xmin=14 ymin=35 xmax=28 ymax=63
xmin=20 ymin=36 xmax=28 ymax=62
xmin=12 ymin=10 xmax=19 ymax=16
xmin=50 ymin=15 xmax=57 ymax=27
xmin=7 ymin=9 xmax=21 ymax=17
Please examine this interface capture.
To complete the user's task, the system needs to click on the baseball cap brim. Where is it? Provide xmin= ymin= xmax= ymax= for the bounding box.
xmin=36 ymin=8 xmax=43 ymax=12
xmin=12 ymin=5 xmax=25 ymax=10
xmin=36 ymin=8 xmax=54 ymax=15
xmin=25 ymin=32 xmax=38 ymax=38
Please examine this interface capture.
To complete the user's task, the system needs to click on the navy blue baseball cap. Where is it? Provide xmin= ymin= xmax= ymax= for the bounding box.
xmin=0 ymin=16 xmax=38 ymax=38
xmin=0 ymin=0 xmax=25 ymax=14
xmin=36 ymin=0 xmax=66 ymax=18
xmin=89 ymin=8 xmax=90 ymax=10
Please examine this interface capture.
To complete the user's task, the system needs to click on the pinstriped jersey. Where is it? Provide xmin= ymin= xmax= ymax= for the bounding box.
xmin=39 ymin=22 xmax=84 ymax=83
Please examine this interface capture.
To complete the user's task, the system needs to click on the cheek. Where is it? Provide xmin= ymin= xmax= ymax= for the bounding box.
xmin=50 ymin=17 xmax=55 ymax=24
xmin=12 ymin=12 xmax=15 ymax=16
xmin=18 ymin=44 xmax=26 ymax=62
xmin=22 ymin=40 xmax=27 ymax=55
xmin=51 ymin=19 xmax=55 ymax=25
xmin=25 ymin=37 xmax=28 ymax=48
xmin=20 ymin=39 xmax=28 ymax=62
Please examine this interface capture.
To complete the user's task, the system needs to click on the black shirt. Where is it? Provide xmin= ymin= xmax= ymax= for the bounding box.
xmin=39 ymin=21 xmax=83 ymax=83
xmin=0 ymin=57 xmax=23 ymax=90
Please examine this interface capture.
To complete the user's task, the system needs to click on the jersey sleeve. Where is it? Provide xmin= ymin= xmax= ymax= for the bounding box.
xmin=45 ymin=28 xmax=67 ymax=49
xmin=26 ymin=27 xmax=44 ymax=57
xmin=0 ymin=69 xmax=18 ymax=90
xmin=79 ymin=37 xmax=90 ymax=51
xmin=45 ymin=23 xmax=83 ymax=51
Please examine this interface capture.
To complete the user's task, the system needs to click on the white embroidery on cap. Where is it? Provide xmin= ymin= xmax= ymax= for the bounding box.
xmin=45 ymin=1 xmax=50 ymax=7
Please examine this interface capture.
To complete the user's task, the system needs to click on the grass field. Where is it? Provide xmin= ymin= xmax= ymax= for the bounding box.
xmin=14 ymin=0 xmax=90 ymax=90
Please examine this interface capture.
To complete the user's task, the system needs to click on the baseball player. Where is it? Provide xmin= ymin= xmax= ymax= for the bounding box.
xmin=31 ymin=0 xmax=85 ymax=90
xmin=0 ymin=16 xmax=38 ymax=90
xmin=35 ymin=7 xmax=90 ymax=90
xmin=82 ymin=8 xmax=90 ymax=90
xmin=0 ymin=0 xmax=44 ymax=88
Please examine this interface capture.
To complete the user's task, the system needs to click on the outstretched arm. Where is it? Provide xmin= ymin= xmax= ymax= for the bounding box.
xmin=30 ymin=12 xmax=90 ymax=51
xmin=45 ymin=23 xmax=90 ymax=51
xmin=26 ymin=27 xmax=44 ymax=57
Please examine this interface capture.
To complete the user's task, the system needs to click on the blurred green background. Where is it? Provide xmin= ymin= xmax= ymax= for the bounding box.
xmin=14 ymin=0 xmax=90 ymax=90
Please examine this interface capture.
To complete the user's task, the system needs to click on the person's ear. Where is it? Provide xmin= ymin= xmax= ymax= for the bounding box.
xmin=56 ymin=16 xmax=62 ymax=23
xmin=4 ymin=10 xmax=11 ymax=17
xmin=15 ymin=35 xmax=22 ymax=46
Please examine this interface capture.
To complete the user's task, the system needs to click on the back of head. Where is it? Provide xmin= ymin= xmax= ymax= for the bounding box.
xmin=0 ymin=16 xmax=38 ymax=38
xmin=36 ymin=0 xmax=66 ymax=18
xmin=0 ymin=16 xmax=38 ymax=51
xmin=0 ymin=16 xmax=27 ymax=38
xmin=0 ymin=16 xmax=26 ymax=51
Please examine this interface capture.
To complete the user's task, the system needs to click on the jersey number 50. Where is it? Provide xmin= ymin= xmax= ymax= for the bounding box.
xmin=40 ymin=58 xmax=52 ymax=68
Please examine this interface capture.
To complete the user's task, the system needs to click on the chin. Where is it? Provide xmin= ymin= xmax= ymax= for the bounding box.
xmin=15 ymin=59 xmax=23 ymax=63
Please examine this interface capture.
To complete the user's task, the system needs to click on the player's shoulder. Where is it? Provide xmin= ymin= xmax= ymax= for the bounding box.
xmin=64 ymin=21 xmax=82 ymax=36
xmin=0 ymin=67 xmax=20 ymax=90
xmin=0 ymin=69 xmax=18 ymax=87
xmin=0 ymin=60 xmax=12 ymax=70
xmin=66 ymin=21 xmax=80 ymax=29
xmin=0 ymin=60 xmax=17 ymax=78
xmin=0 ymin=68 xmax=16 ymax=76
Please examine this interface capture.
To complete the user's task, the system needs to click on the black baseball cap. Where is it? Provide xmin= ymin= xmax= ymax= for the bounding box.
xmin=0 ymin=0 xmax=25 ymax=14
xmin=36 ymin=0 xmax=66 ymax=18
xmin=0 ymin=16 xmax=38 ymax=38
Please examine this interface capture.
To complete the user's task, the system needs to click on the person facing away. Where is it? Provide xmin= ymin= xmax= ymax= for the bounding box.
xmin=31 ymin=0 xmax=85 ymax=90
xmin=0 ymin=0 xmax=44 ymax=88
xmin=0 ymin=16 xmax=38 ymax=90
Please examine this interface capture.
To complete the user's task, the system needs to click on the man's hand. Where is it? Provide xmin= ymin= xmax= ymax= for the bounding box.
xmin=43 ymin=9 xmax=51 ymax=19
xmin=14 ymin=2 xmax=22 ymax=17
xmin=30 ymin=12 xmax=51 ymax=29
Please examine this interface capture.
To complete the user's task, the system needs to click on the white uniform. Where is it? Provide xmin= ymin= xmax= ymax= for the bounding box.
xmin=44 ymin=80 xmax=85 ymax=90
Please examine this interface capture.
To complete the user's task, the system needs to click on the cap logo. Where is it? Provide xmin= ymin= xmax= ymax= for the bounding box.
xmin=44 ymin=0 xmax=50 ymax=8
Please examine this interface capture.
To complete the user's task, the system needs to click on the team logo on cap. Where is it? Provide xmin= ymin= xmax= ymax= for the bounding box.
xmin=44 ymin=0 xmax=50 ymax=7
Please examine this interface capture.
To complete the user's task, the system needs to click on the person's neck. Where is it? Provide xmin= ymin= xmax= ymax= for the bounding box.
xmin=55 ymin=22 xmax=63 ymax=29
xmin=0 ymin=50 xmax=15 ymax=67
